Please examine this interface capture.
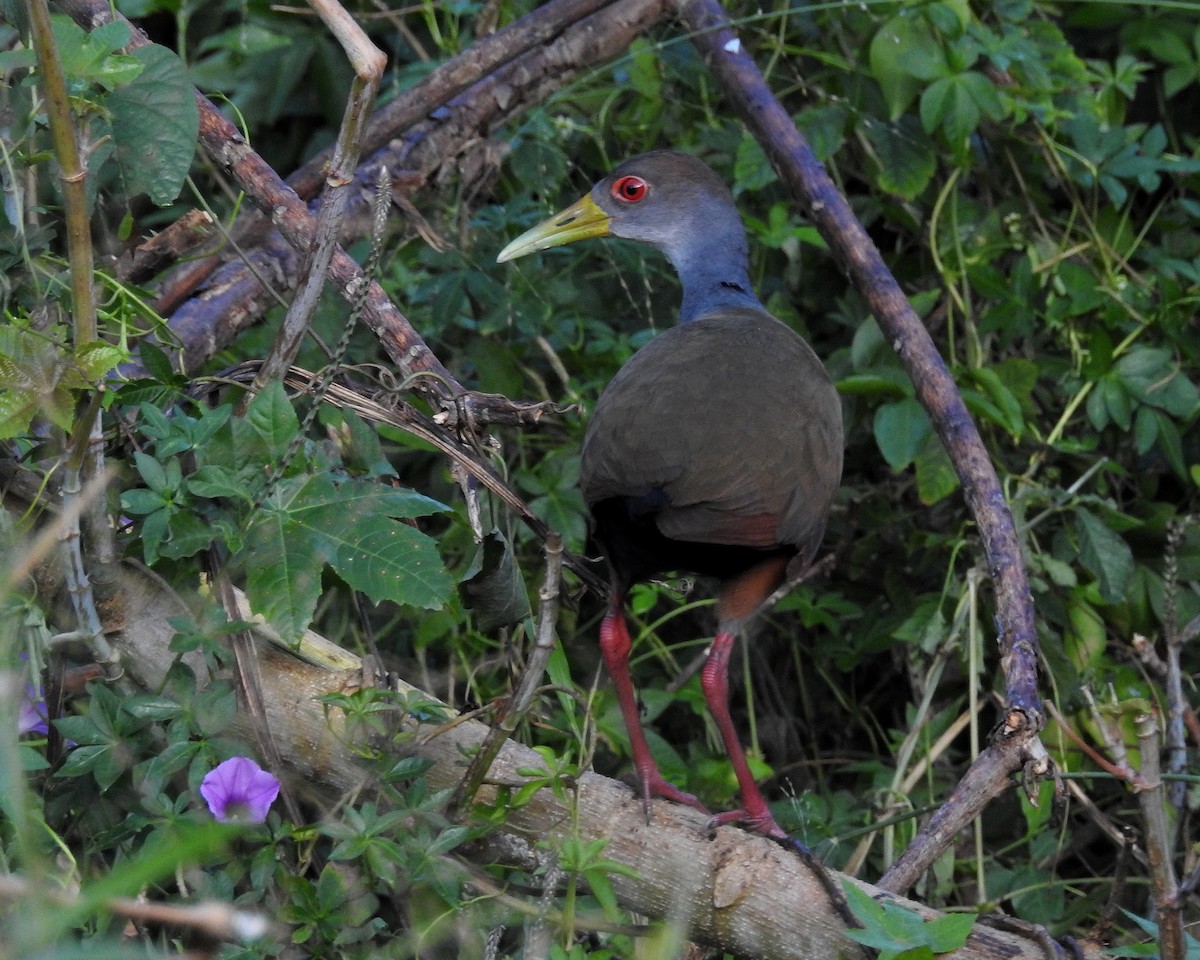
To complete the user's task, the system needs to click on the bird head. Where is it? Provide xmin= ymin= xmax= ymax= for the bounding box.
xmin=496 ymin=150 xmax=743 ymax=266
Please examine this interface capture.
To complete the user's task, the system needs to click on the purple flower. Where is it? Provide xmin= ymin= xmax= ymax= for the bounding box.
xmin=19 ymin=683 xmax=49 ymax=736
xmin=199 ymin=757 xmax=280 ymax=823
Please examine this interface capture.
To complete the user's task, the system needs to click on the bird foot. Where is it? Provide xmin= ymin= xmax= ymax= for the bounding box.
xmin=707 ymin=805 xmax=790 ymax=841
xmin=635 ymin=772 xmax=710 ymax=822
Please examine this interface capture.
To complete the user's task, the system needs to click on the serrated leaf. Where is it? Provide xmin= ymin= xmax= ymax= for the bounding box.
xmin=795 ymin=104 xmax=847 ymax=162
xmin=865 ymin=118 xmax=937 ymax=200
xmin=107 ymin=44 xmax=198 ymax=204
xmin=241 ymin=476 xmax=450 ymax=640
xmin=734 ymin=135 xmax=776 ymax=193
xmin=329 ymin=522 xmax=452 ymax=610
xmin=75 ymin=341 xmax=128 ymax=380
xmin=1075 ymin=508 xmax=1134 ymax=603
xmin=245 ymin=514 xmax=328 ymax=644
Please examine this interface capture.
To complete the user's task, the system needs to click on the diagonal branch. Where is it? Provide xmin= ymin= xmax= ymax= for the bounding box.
xmin=674 ymin=0 xmax=1049 ymax=893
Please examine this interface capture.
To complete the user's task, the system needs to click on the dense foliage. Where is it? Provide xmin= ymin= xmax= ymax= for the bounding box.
xmin=1 ymin=0 xmax=1198 ymax=957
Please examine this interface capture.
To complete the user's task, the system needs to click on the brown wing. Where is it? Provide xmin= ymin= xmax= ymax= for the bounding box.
xmin=580 ymin=308 xmax=843 ymax=561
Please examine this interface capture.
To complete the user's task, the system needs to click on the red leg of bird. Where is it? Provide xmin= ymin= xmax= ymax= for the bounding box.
xmin=599 ymin=595 xmax=709 ymax=820
xmin=702 ymin=559 xmax=792 ymax=839
xmin=700 ymin=630 xmax=787 ymax=839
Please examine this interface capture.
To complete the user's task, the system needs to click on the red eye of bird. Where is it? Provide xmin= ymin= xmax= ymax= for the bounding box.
xmin=611 ymin=175 xmax=648 ymax=204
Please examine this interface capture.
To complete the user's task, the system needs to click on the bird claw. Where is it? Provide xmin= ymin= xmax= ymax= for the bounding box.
xmin=706 ymin=806 xmax=789 ymax=841
xmin=635 ymin=773 xmax=710 ymax=822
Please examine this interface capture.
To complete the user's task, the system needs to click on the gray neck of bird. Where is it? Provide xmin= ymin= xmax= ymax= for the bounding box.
xmin=668 ymin=232 xmax=764 ymax=324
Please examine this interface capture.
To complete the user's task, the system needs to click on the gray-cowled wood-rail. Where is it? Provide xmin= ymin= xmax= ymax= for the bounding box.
xmin=497 ymin=151 xmax=843 ymax=840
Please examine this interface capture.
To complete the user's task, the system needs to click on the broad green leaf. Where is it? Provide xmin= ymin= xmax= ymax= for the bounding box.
xmin=52 ymin=16 xmax=141 ymax=91
xmin=915 ymin=440 xmax=959 ymax=505
xmin=734 ymin=135 xmax=776 ymax=193
xmin=243 ymin=477 xmax=331 ymax=640
xmin=121 ymin=696 xmax=182 ymax=721
xmin=865 ymin=118 xmax=937 ymax=200
xmin=795 ymin=104 xmax=847 ymax=162
xmin=329 ymin=522 xmax=452 ymax=610
xmin=187 ymin=465 xmax=251 ymax=501
xmin=108 ymin=44 xmax=198 ymax=204
xmin=1075 ymin=508 xmax=1135 ymax=603
xmin=132 ymin=450 xmax=170 ymax=494
xmin=925 ymin=912 xmax=976 ymax=952
xmin=75 ymin=341 xmax=128 ymax=380
xmin=460 ymin=529 xmax=532 ymax=632
xmin=870 ymin=14 xmax=945 ymax=118
xmin=874 ymin=398 xmax=931 ymax=470
xmin=244 ymin=380 xmax=300 ymax=459
xmin=242 ymin=476 xmax=451 ymax=641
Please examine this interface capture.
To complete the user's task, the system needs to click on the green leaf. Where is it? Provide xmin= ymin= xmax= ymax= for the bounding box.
xmin=107 ymin=44 xmax=198 ymax=205
xmin=915 ymin=439 xmax=959 ymax=505
xmin=244 ymin=380 xmax=300 ymax=459
xmin=920 ymin=75 xmax=978 ymax=142
xmin=187 ymin=465 xmax=251 ymax=500
xmin=244 ymin=482 xmax=330 ymax=643
xmin=460 ymin=529 xmax=533 ymax=632
xmin=121 ymin=696 xmax=182 ymax=721
xmin=0 ymin=330 xmax=78 ymax=436
xmin=925 ymin=912 xmax=976 ymax=952
xmin=870 ymin=15 xmax=946 ymax=118
xmin=243 ymin=476 xmax=451 ymax=641
xmin=1100 ymin=376 xmax=1133 ymax=430
xmin=329 ymin=522 xmax=452 ymax=610
xmin=874 ymin=398 xmax=931 ymax=470
xmin=75 ymin=341 xmax=128 ymax=380
xmin=132 ymin=450 xmax=170 ymax=494
xmin=1075 ymin=508 xmax=1135 ymax=603
xmin=865 ymin=118 xmax=937 ymax=200
xmin=734 ymin=136 xmax=776 ymax=193
xmin=969 ymin=367 xmax=1025 ymax=437
xmin=52 ymin=16 xmax=142 ymax=91
xmin=120 ymin=488 xmax=166 ymax=515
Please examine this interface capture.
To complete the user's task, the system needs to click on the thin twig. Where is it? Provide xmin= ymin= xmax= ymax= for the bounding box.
xmin=252 ymin=0 xmax=387 ymax=391
xmin=450 ymin=533 xmax=565 ymax=813
xmin=0 ymin=874 xmax=273 ymax=945
xmin=1131 ymin=708 xmax=1183 ymax=960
